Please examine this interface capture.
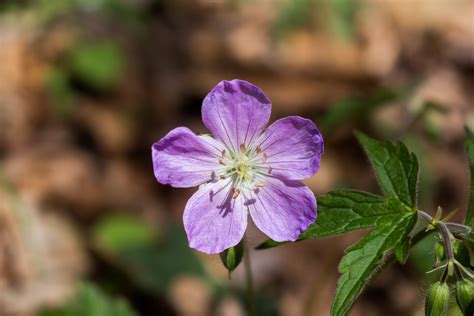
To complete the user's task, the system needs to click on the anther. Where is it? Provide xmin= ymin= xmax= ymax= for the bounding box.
xmin=219 ymin=158 xmax=226 ymax=165
xmin=240 ymin=144 xmax=246 ymax=152
xmin=219 ymin=175 xmax=226 ymax=179
xmin=256 ymin=146 xmax=262 ymax=154
xmin=232 ymin=188 xmax=240 ymax=199
xmin=268 ymin=166 xmax=272 ymax=174
xmin=262 ymin=153 xmax=268 ymax=163
xmin=221 ymin=149 xmax=226 ymax=158
xmin=255 ymin=182 xmax=266 ymax=188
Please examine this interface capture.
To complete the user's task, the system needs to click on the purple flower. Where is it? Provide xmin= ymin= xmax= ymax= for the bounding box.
xmin=152 ymin=80 xmax=324 ymax=254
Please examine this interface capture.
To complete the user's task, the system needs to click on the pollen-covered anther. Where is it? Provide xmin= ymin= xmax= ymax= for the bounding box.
xmin=262 ymin=153 xmax=268 ymax=163
xmin=240 ymin=144 xmax=246 ymax=152
xmin=255 ymin=182 xmax=266 ymax=188
xmin=219 ymin=175 xmax=226 ymax=179
xmin=256 ymin=146 xmax=262 ymax=154
xmin=232 ymin=188 xmax=240 ymax=199
xmin=219 ymin=158 xmax=226 ymax=165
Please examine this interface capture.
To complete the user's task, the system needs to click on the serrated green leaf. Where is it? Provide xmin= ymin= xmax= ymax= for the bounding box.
xmin=256 ymin=190 xmax=411 ymax=249
xmin=300 ymin=190 xmax=411 ymax=239
xmin=465 ymin=127 xmax=474 ymax=228
xmin=331 ymin=212 xmax=417 ymax=316
xmin=356 ymin=132 xmax=419 ymax=209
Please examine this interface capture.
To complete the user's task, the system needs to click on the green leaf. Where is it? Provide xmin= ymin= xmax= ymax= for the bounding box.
xmin=331 ymin=212 xmax=417 ymax=316
xmin=68 ymin=41 xmax=124 ymax=92
xmin=41 ymin=282 xmax=137 ymax=316
xmin=94 ymin=214 xmax=155 ymax=253
xmin=320 ymin=87 xmax=410 ymax=132
xmin=300 ymin=190 xmax=410 ymax=239
xmin=93 ymin=217 xmax=207 ymax=294
xmin=465 ymin=127 xmax=474 ymax=228
xmin=394 ymin=238 xmax=410 ymax=264
xmin=356 ymin=132 xmax=419 ymax=209
xmin=256 ymin=190 xmax=411 ymax=249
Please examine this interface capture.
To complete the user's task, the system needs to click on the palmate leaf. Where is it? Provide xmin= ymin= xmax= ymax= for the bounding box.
xmin=256 ymin=190 xmax=411 ymax=249
xmin=299 ymin=190 xmax=411 ymax=239
xmin=355 ymin=132 xmax=419 ymax=209
xmin=331 ymin=212 xmax=417 ymax=316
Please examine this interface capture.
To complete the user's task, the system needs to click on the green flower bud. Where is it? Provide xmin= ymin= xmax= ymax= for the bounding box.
xmin=220 ymin=240 xmax=244 ymax=277
xmin=455 ymin=279 xmax=474 ymax=314
xmin=434 ymin=242 xmax=445 ymax=262
xmin=425 ymin=281 xmax=450 ymax=316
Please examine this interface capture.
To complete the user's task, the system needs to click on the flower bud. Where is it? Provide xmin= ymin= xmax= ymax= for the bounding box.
xmin=425 ymin=281 xmax=450 ymax=316
xmin=220 ymin=240 xmax=244 ymax=277
xmin=455 ymin=279 xmax=474 ymax=314
xmin=434 ymin=242 xmax=445 ymax=262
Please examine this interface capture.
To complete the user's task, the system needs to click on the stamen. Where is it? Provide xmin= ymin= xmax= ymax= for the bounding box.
xmin=268 ymin=166 xmax=272 ymax=174
xmin=256 ymin=146 xmax=262 ymax=154
xmin=232 ymin=188 xmax=240 ymax=199
xmin=219 ymin=175 xmax=226 ymax=179
xmin=255 ymin=182 xmax=266 ymax=188
xmin=219 ymin=158 xmax=226 ymax=165
xmin=240 ymin=144 xmax=246 ymax=152
xmin=221 ymin=149 xmax=226 ymax=158
xmin=262 ymin=153 xmax=268 ymax=163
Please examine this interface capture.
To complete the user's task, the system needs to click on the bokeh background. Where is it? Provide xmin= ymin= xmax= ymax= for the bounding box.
xmin=0 ymin=1 xmax=473 ymax=315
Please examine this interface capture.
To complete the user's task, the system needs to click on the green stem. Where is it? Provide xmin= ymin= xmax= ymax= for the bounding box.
xmin=243 ymin=237 xmax=256 ymax=316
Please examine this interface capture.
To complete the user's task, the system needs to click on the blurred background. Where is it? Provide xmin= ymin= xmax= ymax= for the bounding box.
xmin=0 ymin=0 xmax=473 ymax=315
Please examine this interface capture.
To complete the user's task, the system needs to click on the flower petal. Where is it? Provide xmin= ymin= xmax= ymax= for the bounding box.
xmin=202 ymin=79 xmax=272 ymax=151
xmin=246 ymin=178 xmax=316 ymax=242
xmin=184 ymin=179 xmax=248 ymax=254
xmin=152 ymin=127 xmax=225 ymax=188
xmin=256 ymin=116 xmax=323 ymax=180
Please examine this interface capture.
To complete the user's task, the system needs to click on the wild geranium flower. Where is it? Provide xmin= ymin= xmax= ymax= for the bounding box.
xmin=152 ymin=79 xmax=324 ymax=254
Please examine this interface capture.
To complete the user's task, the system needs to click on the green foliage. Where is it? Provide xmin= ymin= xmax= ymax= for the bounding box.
xmin=329 ymin=0 xmax=358 ymax=40
xmin=320 ymin=87 xmax=410 ymax=132
xmin=299 ymin=190 xmax=410 ymax=239
xmin=68 ymin=41 xmax=124 ymax=92
xmin=220 ymin=240 xmax=244 ymax=275
xmin=93 ymin=216 xmax=207 ymax=294
xmin=272 ymin=0 xmax=313 ymax=39
xmin=259 ymin=132 xmax=422 ymax=315
xmin=41 ymin=282 xmax=137 ymax=316
xmin=394 ymin=238 xmax=411 ymax=264
xmin=465 ymin=127 xmax=474 ymax=227
xmin=332 ymin=212 xmax=417 ymax=316
xmin=257 ymin=190 xmax=412 ymax=249
xmin=356 ymin=131 xmax=419 ymax=208
xmin=44 ymin=67 xmax=76 ymax=116
xmin=95 ymin=214 xmax=155 ymax=252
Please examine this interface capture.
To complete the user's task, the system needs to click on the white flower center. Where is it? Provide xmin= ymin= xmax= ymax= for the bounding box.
xmin=217 ymin=144 xmax=272 ymax=198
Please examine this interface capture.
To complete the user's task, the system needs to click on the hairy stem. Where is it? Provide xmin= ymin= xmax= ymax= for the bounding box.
xmin=243 ymin=237 xmax=256 ymax=316
xmin=435 ymin=221 xmax=454 ymax=261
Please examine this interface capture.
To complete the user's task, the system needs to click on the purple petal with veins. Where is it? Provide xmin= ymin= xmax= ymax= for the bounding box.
xmin=151 ymin=79 xmax=324 ymax=254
